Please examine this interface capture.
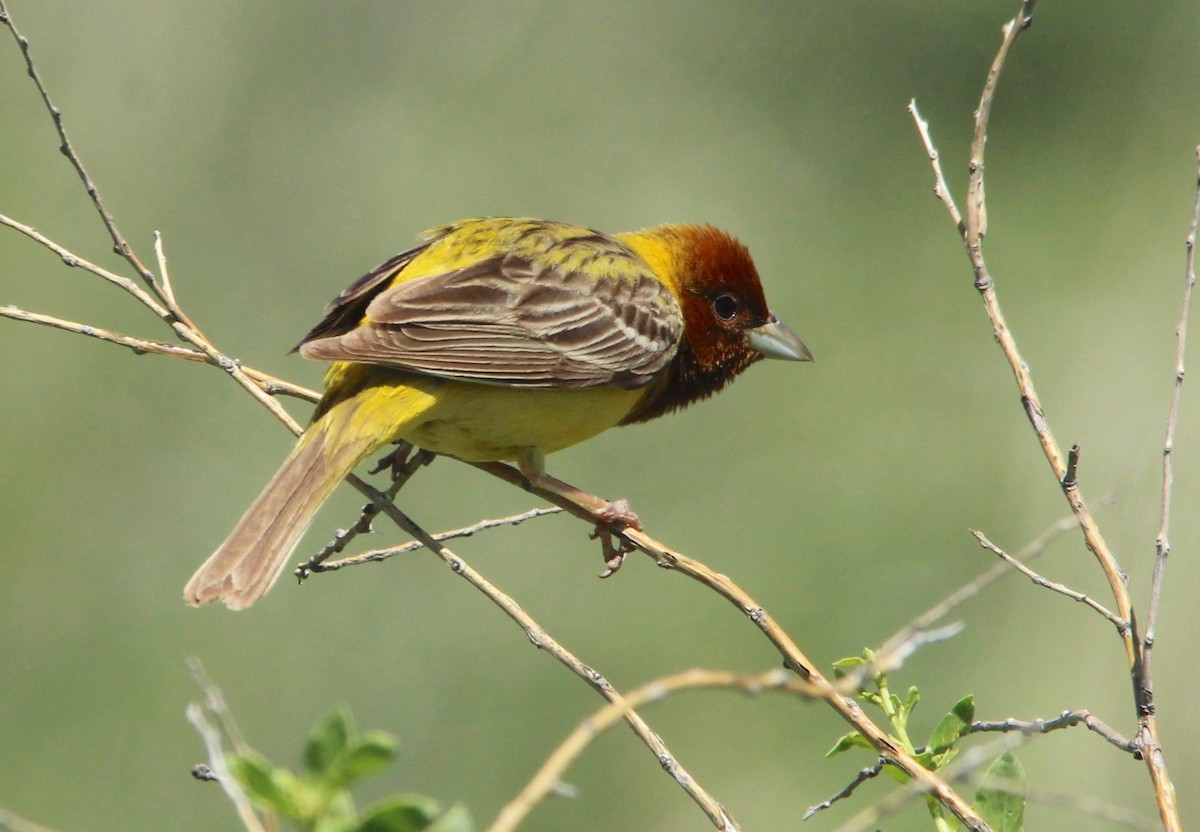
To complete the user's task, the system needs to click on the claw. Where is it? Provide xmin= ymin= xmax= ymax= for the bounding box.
xmin=369 ymin=441 xmax=414 ymax=476
xmin=592 ymin=522 xmax=637 ymax=578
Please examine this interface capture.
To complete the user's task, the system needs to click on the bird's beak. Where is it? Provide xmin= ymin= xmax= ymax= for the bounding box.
xmin=747 ymin=314 xmax=813 ymax=362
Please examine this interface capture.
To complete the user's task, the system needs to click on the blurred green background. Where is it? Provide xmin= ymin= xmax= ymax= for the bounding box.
xmin=2 ymin=1 xmax=1199 ymax=829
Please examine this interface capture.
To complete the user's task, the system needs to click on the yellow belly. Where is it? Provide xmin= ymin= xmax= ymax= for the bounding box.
xmin=326 ymin=363 xmax=646 ymax=463
xmin=404 ymin=380 xmax=645 ymax=461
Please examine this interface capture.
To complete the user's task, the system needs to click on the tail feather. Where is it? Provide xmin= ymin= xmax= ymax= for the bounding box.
xmin=184 ymin=415 xmax=378 ymax=610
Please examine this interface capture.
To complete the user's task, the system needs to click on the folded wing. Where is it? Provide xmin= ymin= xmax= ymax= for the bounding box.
xmin=298 ymin=253 xmax=683 ymax=390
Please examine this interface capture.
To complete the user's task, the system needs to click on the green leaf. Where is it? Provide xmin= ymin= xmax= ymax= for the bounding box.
xmin=327 ymin=732 xmax=398 ymax=790
xmin=860 ymin=691 xmax=883 ymax=707
xmin=905 ymin=685 xmax=920 ymax=716
xmin=951 ymin=694 xmax=976 ymax=725
xmin=975 ymin=752 xmax=1027 ymax=832
xmin=353 ymin=795 xmax=445 ymax=832
xmin=306 ymin=707 xmax=354 ymax=775
xmin=832 ymin=655 xmax=868 ymax=669
xmin=825 ymin=731 xmax=872 ymax=757
xmin=228 ymin=750 xmax=299 ymax=817
xmin=926 ymin=694 xmax=974 ymax=755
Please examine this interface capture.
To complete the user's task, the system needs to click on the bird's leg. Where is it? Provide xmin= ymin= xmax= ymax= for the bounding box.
xmin=370 ymin=441 xmax=435 ymax=493
xmin=369 ymin=440 xmax=415 ymax=476
xmin=516 ymin=448 xmax=641 ymax=577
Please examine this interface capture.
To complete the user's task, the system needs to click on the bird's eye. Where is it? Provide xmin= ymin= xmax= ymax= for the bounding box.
xmin=712 ymin=293 xmax=739 ymax=321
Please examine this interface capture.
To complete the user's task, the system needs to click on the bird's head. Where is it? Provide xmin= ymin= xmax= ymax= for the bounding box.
xmin=617 ymin=224 xmax=811 ymax=423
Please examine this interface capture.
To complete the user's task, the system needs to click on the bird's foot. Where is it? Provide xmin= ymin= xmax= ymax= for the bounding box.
xmin=590 ymin=499 xmax=641 ymax=578
xmin=369 ymin=440 xmax=414 ymax=476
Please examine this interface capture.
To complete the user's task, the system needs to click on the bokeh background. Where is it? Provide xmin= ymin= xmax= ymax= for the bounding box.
xmin=2 ymin=2 xmax=1199 ymax=829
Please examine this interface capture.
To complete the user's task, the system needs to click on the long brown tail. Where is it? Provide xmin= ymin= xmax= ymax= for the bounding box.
xmin=184 ymin=408 xmax=380 ymax=610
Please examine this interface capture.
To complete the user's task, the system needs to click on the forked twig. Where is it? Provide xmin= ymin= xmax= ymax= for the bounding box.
xmin=969 ymin=710 xmax=1137 ymax=756
xmin=908 ymin=0 xmax=1182 ymax=825
xmin=305 ymin=507 xmax=564 ymax=575
xmin=804 ymin=760 xmax=884 ymax=821
xmin=970 ymin=530 xmax=1128 ymax=634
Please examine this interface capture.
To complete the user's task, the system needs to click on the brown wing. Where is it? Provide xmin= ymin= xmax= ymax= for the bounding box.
xmin=291 ymin=243 xmax=430 ymax=351
xmin=298 ymin=253 xmax=683 ymax=390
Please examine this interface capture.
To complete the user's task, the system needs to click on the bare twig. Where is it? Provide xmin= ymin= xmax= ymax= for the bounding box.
xmin=186 ymin=664 xmax=266 ymax=832
xmin=910 ymin=2 xmax=1181 ymax=825
xmin=0 ymin=304 xmax=317 ymax=401
xmin=848 ymin=622 xmax=964 ymax=684
xmin=489 ymin=668 xmax=813 ymax=832
xmin=343 ymin=477 xmax=739 ymax=830
xmin=832 ymin=734 xmax=1025 ymax=832
xmin=908 ymin=100 xmax=963 ymax=230
xmin=0 ymin=0 xmax=169 ymax=303
xmin=186 ymin=657 xmax=251 ymax=753
xmin=1145 ymin=147 xmax=1200 ymax=690
xmin=804 ymin=759 xmax=884 ymax=821
xmin=472 ymin=459 xmax=989 ymax=831
xmin=971 ymin=530 xmax=1128 ymax=634
xmin=304 ymin=507 xmax=565 ymax=577
xmin=297 ymin=446 xmax=436 ymax=577
xmin=1 ymin=210 xmax=302 ymax=430
xmin=873 ymin=510 xmax=1087 ymax=675
xmin=969 ymin=710 xmax=1138 ymax=756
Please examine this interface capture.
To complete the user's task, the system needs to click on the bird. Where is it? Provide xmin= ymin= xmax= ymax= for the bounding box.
xmin=185 ymin=217 xmax=811 ymax=610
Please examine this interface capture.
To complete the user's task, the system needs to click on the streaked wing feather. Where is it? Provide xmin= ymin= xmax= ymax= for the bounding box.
xmin=292 ymin=243 xmax=430 ymax=351
xmin=300 ymin=253 xmax=682 ymax=389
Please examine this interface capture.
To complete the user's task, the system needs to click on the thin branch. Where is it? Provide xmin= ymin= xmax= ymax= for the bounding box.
xmin=471 ymin=459 xmax=989 ymax=831
xmin=1 ymin=211 xmax=303 ymax=429
xmin=1 ymin=304 xmax=201 ymax=359
xmin=969 ymin=710 xmax=1138 ymax=756
xmin=186 ymin=707 xmax=267 ymax=832
xmin=184 ymin=672 xmax=267 ymax=830
xmin=0 ymin=213 xmax=170 ymax=315
xmin=304 ymin=507 xmax=565 ymax=577
xmin=186 ymin=657 xmax=251 ymax=753
xmin=803 ymin=759 xmax=884 ymax=821
xmin=0 ymin=0 xmax=169 ymax=303
xmin=971 ymin=530 xmax=1128 ymax=635
xmin=489 ymin=668 xmax=812 ymax=832
xmin=872 ymin=510 xmax=1086 ymax=675
xmin=910 ymin=2 xmax=1181 ymax=825
xmin=908 ymin=99 xmax=962 ymax=231
xmin=832 ymin=734 xmax=1025 ymax=832
xmin=1145 ymin=146 xmax=1200 ymax=682
xmin=345 ymin=477 xmax=739 ymax=830
xmin=0 ymin=304 xmax=317 ymax=401
xmin=297 ymin=445 xmax=435 ymax=577
xmin=847 ymin=622 xmax=964 ymax=684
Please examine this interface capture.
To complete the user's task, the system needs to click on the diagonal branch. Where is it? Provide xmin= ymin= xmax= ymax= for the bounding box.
xmin=489 ymin=668 xmax=814 ymax=832
xmin=472 ymin=460 xmax=990 ymax=831
xmin=971 ymin=530 xmax=1128 ymax=635
xmin=344 ymin=477 xmax=741 ymax=831
xmin=0 ymin=0 xmax=168 ymax=307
